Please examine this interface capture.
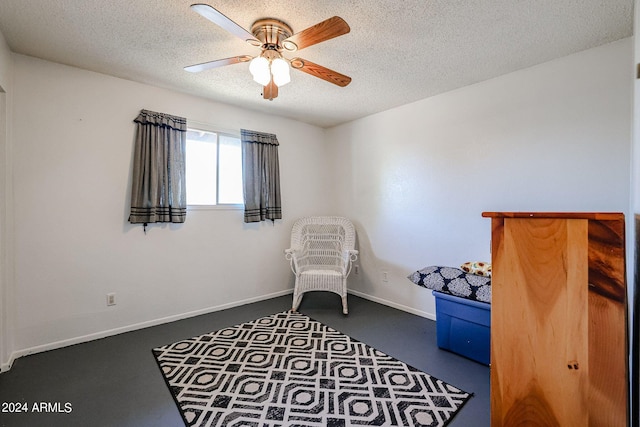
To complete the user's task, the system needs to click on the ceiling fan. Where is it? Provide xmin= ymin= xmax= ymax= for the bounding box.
xmin=184 ymin=4 xmax=352 ymax=100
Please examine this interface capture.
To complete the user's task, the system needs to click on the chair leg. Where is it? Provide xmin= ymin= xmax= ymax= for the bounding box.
xmin=341 ymin=295 xmax=348 ymax=315
xmin=292 ymin=292 xmax=303 ymax=312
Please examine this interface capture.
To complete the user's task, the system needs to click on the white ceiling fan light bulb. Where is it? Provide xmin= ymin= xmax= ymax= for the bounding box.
xmin=254 ymin=70 xmax=271 ymax=86
xmin=249 ymin=56 xmax=268 ymax=77
xmin=271 ymin=58 xmax=291 ymax=87
xmin=249 ymin=56 xmax=270 ymax=86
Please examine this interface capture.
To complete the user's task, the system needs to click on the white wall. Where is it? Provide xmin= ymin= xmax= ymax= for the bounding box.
xmin=0 ymin=30 xmax=11 ymax=89
xmin=8 ymin=54 xmax=334 ymax=359
xmin=0 ymin=29 xmax=13 ymax=371
xmin=631 ymin=0 xmax=639 ymax=422
xmin=328 ymin=39 xmax=633 ymax=319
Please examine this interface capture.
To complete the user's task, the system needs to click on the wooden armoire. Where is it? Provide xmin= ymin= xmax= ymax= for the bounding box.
xmin=482 ymin=212 xmax=628 ymax=426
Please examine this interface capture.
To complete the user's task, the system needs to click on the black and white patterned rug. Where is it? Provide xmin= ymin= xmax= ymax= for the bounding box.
xmin=152 ymin=311 xmax=471 ymax=426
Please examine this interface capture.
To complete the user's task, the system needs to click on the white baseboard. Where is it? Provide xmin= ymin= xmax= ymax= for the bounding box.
xmin=348 ymin=289 xmax=436 ymax=321
xmin=1 ymin=289 xmax=434 ymax=373
xmin=1 ymin=289 xmax=293 ymax=372
xmin=1 ymin=359 xmax=12 ymax=372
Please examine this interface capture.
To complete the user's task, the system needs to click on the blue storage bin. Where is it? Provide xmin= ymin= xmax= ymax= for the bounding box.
xmin=433 ymin=290 xmax=491 ymax=365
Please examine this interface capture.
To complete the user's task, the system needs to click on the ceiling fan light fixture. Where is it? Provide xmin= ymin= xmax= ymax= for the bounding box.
xmin=271 ymin=57 xmax=291 ymax=87
xmin=186 ymin=5 xmax=351 ymax=100
xmin=249 ymin=56 xmax=271 ymax=86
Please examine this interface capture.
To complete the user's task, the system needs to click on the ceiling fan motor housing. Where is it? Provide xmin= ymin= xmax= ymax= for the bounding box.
xmin=250 ymin=19 xmax=294 ymax=51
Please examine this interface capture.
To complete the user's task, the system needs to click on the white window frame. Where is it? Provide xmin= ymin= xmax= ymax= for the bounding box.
xmin=186 ymin=121 xmax=243 ymax=211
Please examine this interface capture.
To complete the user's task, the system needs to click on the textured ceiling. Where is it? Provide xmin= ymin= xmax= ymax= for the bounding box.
xmin=0 ymin=0 xmax=633 ymax=128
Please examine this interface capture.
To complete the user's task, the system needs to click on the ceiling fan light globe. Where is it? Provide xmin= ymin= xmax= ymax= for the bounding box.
xmin=249 ymin=56 xmax=270 ymax=85
xmin=254 ymin=73 xmax=271 ymax=86
xmin=271 ymin=58 xmax=291 ymax=87
xmin=249 ymin=56 xmax=268 ymax=74
xmin=272 ymin=71 xmax=290 ymax=87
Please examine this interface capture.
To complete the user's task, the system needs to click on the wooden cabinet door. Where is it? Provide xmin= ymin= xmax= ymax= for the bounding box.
xmin=484 ymin=212 xmax=628 ymax=427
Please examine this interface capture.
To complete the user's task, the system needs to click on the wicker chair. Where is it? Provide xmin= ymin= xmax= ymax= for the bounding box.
xmin=285 ymin=216 xmax=358 ymax=314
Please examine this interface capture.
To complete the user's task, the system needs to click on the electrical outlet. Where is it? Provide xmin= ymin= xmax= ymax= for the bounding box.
xmin=106 ymin=293 xmax=116 ymax=306
xmin=354 ymin=265 xmax=360 ymax=275
xmin=381 ymin=271 xmax=389 ymax=282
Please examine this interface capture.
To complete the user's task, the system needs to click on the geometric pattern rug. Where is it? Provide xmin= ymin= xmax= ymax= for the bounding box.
xmin=152 ymin=311 xmax=471 ymax=427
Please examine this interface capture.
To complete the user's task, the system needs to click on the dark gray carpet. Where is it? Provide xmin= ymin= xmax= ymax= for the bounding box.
xmin=0 ymin=293 xmax=489 ymax=426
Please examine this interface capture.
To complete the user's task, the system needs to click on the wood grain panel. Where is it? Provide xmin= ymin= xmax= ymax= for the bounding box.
xmin=588 ymin=219 xmax=626 ymax=302
xmin=291 ymin=57 xmax=352 ymax=87
xmin=490 ymin=217 xmax=505 ymax=422
xmin=485 ymin=212 xmax=629 ymax=427
xmin=588 ymin=292 xmax=627 ymax=426
xmin=587 ymin=219 xmax=627 ymax=426
xmin=282 ymin=16 xmax=350 ymax=51
xmin=491 ymin=218 xmax=588 ymax=426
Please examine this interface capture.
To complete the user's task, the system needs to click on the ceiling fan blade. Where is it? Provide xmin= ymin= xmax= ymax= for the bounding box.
xmin=190 ymin=4 xmax=260 ymax=45
xmin=263 ymin=78 xmax=278 ymax=100
xmin=290 ymin=57 xmax=351 ymax=87
xmin=184 ymin=55 xmax=252 ymax=73
xmin=281 ymin=16 xmax=350 ymax=52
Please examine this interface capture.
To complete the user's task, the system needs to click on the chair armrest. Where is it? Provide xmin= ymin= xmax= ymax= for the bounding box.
xmin=339 ymin=249 xmax=359 ymax=275
xmin=342 ymin=249 xmax=358 ymax=263
xmin=285 ymin=248 xmax=302 ymax=274
xmin=285 ymin=248 xmax=304 ymax=259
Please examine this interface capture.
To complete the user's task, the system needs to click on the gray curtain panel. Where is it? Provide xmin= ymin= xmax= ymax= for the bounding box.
xmin=129 ymin=109 xmax=187 ymax=227
xmin=241 ymin=129 xmax=282 ymax=223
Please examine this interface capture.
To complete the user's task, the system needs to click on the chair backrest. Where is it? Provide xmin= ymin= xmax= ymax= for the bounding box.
xmin=290 ymin=216 xmax=356 ymax=268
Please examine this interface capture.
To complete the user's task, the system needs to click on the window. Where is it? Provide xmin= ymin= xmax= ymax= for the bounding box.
xmin=185 ymin=128 xmax=243 ymax=206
